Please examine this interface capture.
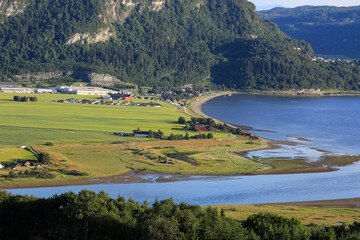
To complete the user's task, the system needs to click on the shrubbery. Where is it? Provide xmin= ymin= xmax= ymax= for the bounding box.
xmin=13 ymin=96 xmax=37 ymax=102
xmin=7 ymin=169 xmax=55 ymax=179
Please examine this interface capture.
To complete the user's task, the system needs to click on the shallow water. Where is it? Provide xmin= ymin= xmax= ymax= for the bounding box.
xmin=7 ymin=161 xmax=360 ymax=205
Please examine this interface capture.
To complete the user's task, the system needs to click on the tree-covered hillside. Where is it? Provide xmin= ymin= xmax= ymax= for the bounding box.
xmin=0 ymin=0 xmax=360 ymax=91
xmin=258 ymin=6 xmax=360 ymax=59
xmin=1 ymin=190 xmax=360 ymax=239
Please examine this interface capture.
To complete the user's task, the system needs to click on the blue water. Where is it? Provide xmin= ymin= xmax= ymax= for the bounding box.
xmin=7 ymin=161 xmax=360 ymax=205
xmin=203 ymin=94 xmax=360 ymax=157
xmin=4 ymin=95 xmax=360 ymax=205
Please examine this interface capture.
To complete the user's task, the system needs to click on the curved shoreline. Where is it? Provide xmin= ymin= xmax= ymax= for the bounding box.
xmin=190 ymin=92 xmax=240 ymax=129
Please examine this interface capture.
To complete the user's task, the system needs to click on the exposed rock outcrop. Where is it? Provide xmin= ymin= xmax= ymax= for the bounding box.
xmin=0 ymin=0 xmax=27 ymax=16
xmin=100 ymin=0 xmax=138 ymax=23
xmin=88 ymin=73 xmax=122 ymax=85
xmin=150 ymin=1 xmax=165 ymax=12
xmin=66 ymin=28 xmax=114 ymax=45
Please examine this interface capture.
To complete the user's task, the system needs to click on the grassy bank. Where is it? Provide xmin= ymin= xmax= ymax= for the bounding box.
xmin=210 ymin=200 xmax=360 ymax=226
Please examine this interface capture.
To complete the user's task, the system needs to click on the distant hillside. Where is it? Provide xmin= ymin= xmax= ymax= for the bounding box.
xmin=258 ymin=6 xmax=360 ymax=59
xmin=0 ymin=0 xmax=360 ymax=91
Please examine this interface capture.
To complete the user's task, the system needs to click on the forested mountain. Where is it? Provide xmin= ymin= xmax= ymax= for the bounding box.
xmin=0 ymin=0 xmax=360 ymax=91
xmin=258 ymin=6 xmax=360 ymax=59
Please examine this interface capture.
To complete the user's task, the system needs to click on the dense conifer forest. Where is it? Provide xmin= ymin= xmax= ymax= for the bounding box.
xmin=0 ymin=190 xmax=360 ymax=240
xmin=1 ymin=0 xmax=360 ymax=91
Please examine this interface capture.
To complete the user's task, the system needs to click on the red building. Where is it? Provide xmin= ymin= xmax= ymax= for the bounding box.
xmin=194 ymin=124 xmax=210 ymax=132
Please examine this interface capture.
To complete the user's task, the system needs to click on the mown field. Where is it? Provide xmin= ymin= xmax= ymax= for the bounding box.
xmin=0 ymin=93 xmax=236 ymax=147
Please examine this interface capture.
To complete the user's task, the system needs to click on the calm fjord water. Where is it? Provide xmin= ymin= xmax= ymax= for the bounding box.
xmin=203 ymin=94 xmax=360 ymax=157
xmin=7 ymin=95 xmax=360 ymax=204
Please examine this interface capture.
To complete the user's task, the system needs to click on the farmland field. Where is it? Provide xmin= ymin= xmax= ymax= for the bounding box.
xmin=0 ymin=92 xmax=265 ymax=187
xmin=0 ymin=93 xmax=197 ymax=147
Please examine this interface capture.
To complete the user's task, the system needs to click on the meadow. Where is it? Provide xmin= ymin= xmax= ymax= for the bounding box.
xmin=0 ymin=92 xmax=205 ymax=147
xmin=211 ymin=203 xmax=360 ymax=226
xmin=0 ymin=92 xmax=266 ymax=187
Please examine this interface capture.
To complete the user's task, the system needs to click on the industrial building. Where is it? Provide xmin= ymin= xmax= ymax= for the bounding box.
xmin=56 ymin=86 xmax=117 ymax=96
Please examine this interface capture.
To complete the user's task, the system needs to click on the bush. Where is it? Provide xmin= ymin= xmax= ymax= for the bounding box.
xmin=243 ymin=213 xmax=309 ymax=240
xmin=44 ymin=142 xmax=54 ymax=146
xmin=7 ymin=169 xmax=56 ymax=179
xmin=37 ymin=152 xmax=51 ymax=164
xmin=57 ymin=169 xmax=88 ymax=176
xmin=178 ymin=116 xmax=186 ymax=124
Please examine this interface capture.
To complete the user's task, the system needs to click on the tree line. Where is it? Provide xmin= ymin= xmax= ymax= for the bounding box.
xmin=13 ymin=96 xmax=37 ymax=102
xmin=0 ymin=190 xmax=359 ymax=239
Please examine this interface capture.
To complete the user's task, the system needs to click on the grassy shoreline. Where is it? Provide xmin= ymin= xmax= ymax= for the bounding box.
xmin=189 ymin=91 xmax=360 ymax=174
xmin=210 ymin=198 xmax=360 ymax=226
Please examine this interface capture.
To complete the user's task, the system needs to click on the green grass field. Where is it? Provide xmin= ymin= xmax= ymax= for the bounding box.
xmin=0 ymin=148 xmax=37 ymax=163
xmin=210 ymin=204 xmax=360 ymax=226
xmin=0 ymin=92 xmax=220 ymax=148
xmin=0 ymin=92 xmax=257 ymax=186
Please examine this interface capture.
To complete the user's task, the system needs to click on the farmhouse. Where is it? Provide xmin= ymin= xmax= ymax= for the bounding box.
xmin=154 ymin=132 xmax=164 ymax=139
xmin=194 ymin=124 xmax=211 ymax=132
xmin=250 ymin=136 xmax=259 ymax=141
xmin=134 ymin=131 xmax=149 ymax=138
xmin=113 ymin=132 xmax=133 ymax=136
xmin=165 ymin=159 xmax=173 ymax=164
xmin=181 ymin=84 xmax=193 ymax=92
xmin=111 ymin=93 xmax=133 ymax=100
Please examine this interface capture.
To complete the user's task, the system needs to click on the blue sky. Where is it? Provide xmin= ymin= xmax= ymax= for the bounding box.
xmin=251 ymin=0 xmax=360 ymax=10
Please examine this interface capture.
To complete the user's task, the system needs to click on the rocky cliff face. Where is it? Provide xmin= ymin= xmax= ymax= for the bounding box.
xmin=68 ymin=0 xmax=166 ymax=44
xmin=0 ymin=0 xmax=27 ymax=16
xmin=150 ymin=1 xmax=165 ymax=12
xmin=100 ymin=0 xmax=137 ymax=23
xmin=66 ymin=28 xmax=114 ymax=45
xmin=88 ymin=73 xmax=122 ymax=85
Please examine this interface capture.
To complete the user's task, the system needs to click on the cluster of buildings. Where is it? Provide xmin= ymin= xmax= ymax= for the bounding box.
xmin=0 ymin=82 xmax=53 ymax=94
xmin=244 ymin=133 xmax=259 ymax=141
xmin=56 ymin=98 xmax=162 ymax=107
xmin=0 ymin=82 xmax=134 ymax=97
xmin=0 ymin=161 xmax=31 ymax=170
xmin=311 ymin=56 xmax=337 ymax=63
xmin=55 ymin=86 xmax=120 ymax=96
xmin=114 ymin=131 xmax=164 ymax=139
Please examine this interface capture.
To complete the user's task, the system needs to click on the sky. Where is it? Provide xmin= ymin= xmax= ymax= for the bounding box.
xmin=251 ymin=0 xmax=360 ymax=10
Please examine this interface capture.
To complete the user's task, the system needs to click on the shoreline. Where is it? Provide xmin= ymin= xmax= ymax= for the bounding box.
xmin=189 ymin=91 xmax=360 ymax=175
xmin=1 ymin=92 xmax=358 ymax=190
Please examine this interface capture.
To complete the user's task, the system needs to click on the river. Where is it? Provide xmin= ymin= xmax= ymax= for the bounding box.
xmin=6 ymin=94 xmax=360 ymax=205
